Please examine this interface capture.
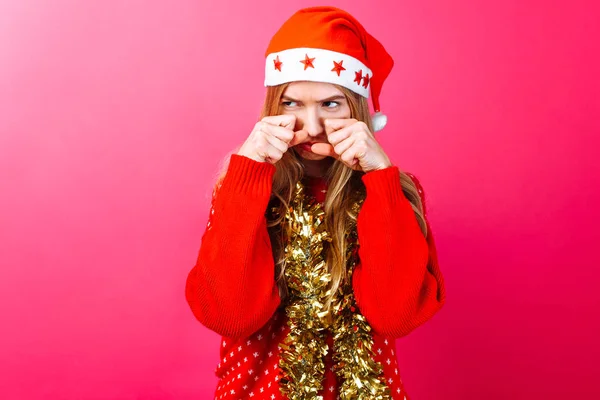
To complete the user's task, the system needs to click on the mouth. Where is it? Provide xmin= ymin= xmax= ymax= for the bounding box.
xmin=297 ymin=142 xmax=315 ymax=152
xmin=297 ymin=140 xmax=326 ymax=152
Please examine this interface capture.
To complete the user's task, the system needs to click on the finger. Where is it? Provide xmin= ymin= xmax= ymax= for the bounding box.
xmin=263 ymin=129 xmax=289 ymax=154
xmin=340 ymin=142 xmax=367 ymax=165
xmin=289 ymin=129 xmax=309 ymax=146
xmin=324 ymin=118 xmax=357 ymax=135
xmin=261 ymin=114 xmax=297 ymax=130
xmin=260 ymin=145 xmax=284 ymax=163
xmin=253 ymin=135 xmax=275 ymax=162
xmin=261 ymin=122 xmax=295 ymax=144
xmin=332 ymin=135 xmax=355 ymax=157
xmin=310 ymin=143 xmax=339 ymax=159
xmin=326 ymin=124 xmax=353 ymax=146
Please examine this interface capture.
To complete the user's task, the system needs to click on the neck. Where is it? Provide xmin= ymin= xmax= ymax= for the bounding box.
xmin=301 ymin=157 xmax=333 ymax=178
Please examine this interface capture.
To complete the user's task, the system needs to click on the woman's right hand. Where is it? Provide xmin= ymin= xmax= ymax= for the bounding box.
xmin=237 ymin=115 xmax=308 ymax=163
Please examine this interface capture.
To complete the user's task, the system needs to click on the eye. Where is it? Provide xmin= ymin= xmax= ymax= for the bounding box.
xmin=282 ymin=101 xmax=299 ymax=107
xmin=323 ymin=101 xmax=340 ymax=109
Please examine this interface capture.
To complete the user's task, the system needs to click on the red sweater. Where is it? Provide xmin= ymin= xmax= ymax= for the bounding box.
xmin=185 ymin=154 xmax=446 ymax=399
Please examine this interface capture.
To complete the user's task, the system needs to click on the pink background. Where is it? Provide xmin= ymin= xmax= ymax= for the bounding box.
xmin=1 ymin=0 xmax=598 ymax=399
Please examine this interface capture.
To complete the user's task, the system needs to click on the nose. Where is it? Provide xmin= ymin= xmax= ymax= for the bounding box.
xmin=298 ymin=108 xmax=324 ymax=138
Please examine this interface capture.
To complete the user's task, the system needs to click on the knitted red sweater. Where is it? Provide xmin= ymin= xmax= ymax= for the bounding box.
xmin=185 ymin=154 xmax=446 ymax=399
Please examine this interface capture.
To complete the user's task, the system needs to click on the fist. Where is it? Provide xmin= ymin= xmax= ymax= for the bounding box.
xmin=237 ymin=115 xmax=309 ymax=164
xmin=309 ymin=118 xmax=392 ymax=172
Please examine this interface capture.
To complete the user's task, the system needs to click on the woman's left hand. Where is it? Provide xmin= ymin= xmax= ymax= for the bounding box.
xmin=310 ymin=118 xmax=393 ymax=172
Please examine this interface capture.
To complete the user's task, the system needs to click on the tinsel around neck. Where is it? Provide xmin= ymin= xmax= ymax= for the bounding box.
xmin=277 ymin=180 xmax=392 ymax=399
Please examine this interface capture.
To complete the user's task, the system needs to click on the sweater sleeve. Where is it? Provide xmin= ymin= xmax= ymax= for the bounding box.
xmin=352 ymin=166 xmax=446 ymax=338
xmin=185 ymin=154 xmax=281 ymax=339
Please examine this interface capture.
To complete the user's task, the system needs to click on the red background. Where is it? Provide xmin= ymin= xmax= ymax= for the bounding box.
xmin=0 ymin=0 xmax=598 ymax=398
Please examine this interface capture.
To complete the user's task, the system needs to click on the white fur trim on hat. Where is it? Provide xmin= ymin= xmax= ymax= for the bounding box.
xmin=265 ymin=47 xmax=373 ymax=98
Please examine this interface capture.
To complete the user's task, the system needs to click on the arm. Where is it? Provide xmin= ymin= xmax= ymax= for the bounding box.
xmin=352 ymin=166 xmax=446 ymax=338
xmin=185 ymin=154 xmax=281 ymax=339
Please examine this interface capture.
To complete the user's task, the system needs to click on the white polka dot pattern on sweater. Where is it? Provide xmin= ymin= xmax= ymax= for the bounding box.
xmin=212 ymin=309 xmax=411 ymax=400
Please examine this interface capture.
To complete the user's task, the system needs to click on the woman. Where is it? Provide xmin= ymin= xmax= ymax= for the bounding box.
xmin=185 ymin=6 xmax=446 ymax=400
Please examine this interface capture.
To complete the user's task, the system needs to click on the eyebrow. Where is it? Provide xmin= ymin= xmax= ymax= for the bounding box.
xmin=281 ymin=95 xmax=346 ymax=103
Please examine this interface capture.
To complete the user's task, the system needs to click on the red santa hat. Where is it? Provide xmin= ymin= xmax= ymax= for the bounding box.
xmin=264 ymin=6 xmax=394 ymax=131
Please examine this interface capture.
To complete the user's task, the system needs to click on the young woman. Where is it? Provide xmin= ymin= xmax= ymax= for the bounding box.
xmin=185 ymin=6 xmax=446 ymax=400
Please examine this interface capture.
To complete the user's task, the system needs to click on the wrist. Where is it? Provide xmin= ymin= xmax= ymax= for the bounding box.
xmin=365 ymin=160 xmax=393 ymax=172
xmin=236 ymin=150 xmax=265 ymax=163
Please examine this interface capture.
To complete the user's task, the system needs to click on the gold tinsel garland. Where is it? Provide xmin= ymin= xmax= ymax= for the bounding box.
xmin=277 ymin=180 xmax=392 ymax=399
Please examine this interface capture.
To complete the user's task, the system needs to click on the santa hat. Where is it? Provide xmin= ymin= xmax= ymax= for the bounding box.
xmin=264 ymin=6 xmax=394 ymax=131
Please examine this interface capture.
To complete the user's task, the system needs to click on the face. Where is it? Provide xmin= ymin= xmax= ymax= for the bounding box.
xmin=280 ymin=81 xmax=351 ymax=161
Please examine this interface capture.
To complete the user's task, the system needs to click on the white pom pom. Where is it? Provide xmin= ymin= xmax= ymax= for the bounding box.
xmin=371 ymin=112 xmax=388 ymax=132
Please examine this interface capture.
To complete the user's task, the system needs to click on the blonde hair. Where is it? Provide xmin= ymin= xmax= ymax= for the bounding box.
xmin=212 ymin=83 xmax=428 ymax=311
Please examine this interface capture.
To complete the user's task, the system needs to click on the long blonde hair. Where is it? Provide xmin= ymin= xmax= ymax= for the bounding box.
xmin=213 ymin=83 xmax=428 ymax=311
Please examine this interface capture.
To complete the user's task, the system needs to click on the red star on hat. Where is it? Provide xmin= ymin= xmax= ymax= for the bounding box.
xmin=354 ymin=69 xmax=363 ymax=85
xmin=362 ymin=73 xmax=370 ymax=88
xmin=273 ymin=55 xmax=282 ymax=71
xmin=300 ymin=54 xmax=315 ymax=70
xmin=331 ymin=60 xmax=346 ymax=76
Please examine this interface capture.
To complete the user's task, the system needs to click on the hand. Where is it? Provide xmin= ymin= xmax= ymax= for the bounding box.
xmin=310 ymin=118 xmax=393 ymax=172
xmin=237 ymin=115 xmax=309 ymax=164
